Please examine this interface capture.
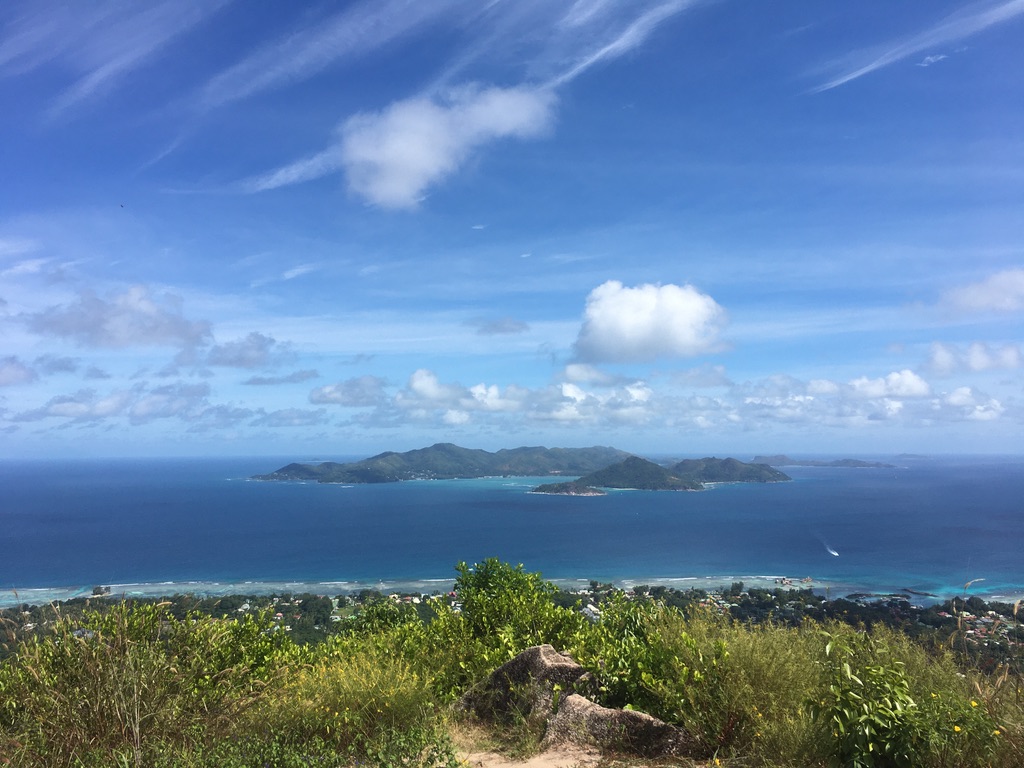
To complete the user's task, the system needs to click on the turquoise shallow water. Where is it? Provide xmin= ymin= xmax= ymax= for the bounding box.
xmin=1 ymin=455 xmax=1022 ymax=607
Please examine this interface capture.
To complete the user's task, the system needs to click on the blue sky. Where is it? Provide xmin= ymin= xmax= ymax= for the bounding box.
xmin=1 ymin=0 xmax=1022 ymax=458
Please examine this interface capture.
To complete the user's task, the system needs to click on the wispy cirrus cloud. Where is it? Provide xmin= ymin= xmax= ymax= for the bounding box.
xmin=237 ymin=1 xmax=691 ymax=206
xmin=1 ymin=0 xmax=224 ymax=116
xmin=198 ymin=0 xmax=461 ymax=109
xmin=812 ymin=0 xmax=1024 ymax=92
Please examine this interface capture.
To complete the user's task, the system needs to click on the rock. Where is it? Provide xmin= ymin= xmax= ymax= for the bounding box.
xmin=461 ymin=644 xmax=593 ymax=720
xmin=463 ymin=645 xmax=694 ymax=758
xmin=543 ymin=693 xmax=694 ymax=757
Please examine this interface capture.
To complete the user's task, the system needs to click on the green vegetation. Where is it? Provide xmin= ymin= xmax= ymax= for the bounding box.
xmin=531 ymin=480 xmax=605 ymax=495
xmin=571 ymin=455 xmax=702 ymax=490
xmin=671 ymin=457 xmax=790 ymax=484
xmin=255 ymin=443 xmax=632 ymax=483
xmin=2 ymin=560 xmax=1022 ymax=767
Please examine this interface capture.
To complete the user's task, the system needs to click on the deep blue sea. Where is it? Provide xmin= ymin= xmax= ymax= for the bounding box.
xmin=1 ymin=455 xmax=1022 ymax=607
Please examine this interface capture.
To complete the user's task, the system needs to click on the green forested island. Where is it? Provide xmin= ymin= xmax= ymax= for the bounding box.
xmin=534 ymin=455 xmax=789 ymax=494
xmin=254 ymin=443 xmax=632 ymax=483
xmin=752 ymin=454 xmax=896 ymax=468
xmin=256 ymin=444 xmax=790 ymax=491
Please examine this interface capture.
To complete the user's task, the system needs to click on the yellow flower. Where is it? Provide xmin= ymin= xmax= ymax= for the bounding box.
xmin=993 ymin=729 xmax=1002 ymax=736
xmin=954 ymin=725 xmax=962 ymax=733
xmin=971 ymin=700 xmax=978 ymax=707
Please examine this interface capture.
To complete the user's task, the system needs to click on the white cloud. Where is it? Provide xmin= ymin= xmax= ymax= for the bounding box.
xmin=916 ymin=54 xmax=948 ymax=66
xmin=945 ymin=268 xmax=1024 ymax=312
xmin=443 ymin=409 xmax=470 ymax=425
xmin=309 ymin=376 xmax=387 ymax=406
xmin=129 ymin=382 xmax=210 ymax=424
xmin=574 ymin=280 xmax=727 ymax=363
xmin=807 ymin=378 xmax=840 ymax=395
xmin=0 ymin=356 xmax=37 ymax=386
xmin=849 ymin=369 xmax=931 ymax=398
xmin=966 ymin=341 xmax=1022 ymax=370
xmin=12 ymin=389 xmax=135 ymax=423
xmin=940 ymin=386 xmax=1004 ymax=421
xmin=563 ymin=363 xmax=619 ymax=385
xmin=207 ymin=332 xmax=293 ymax=369
xmin=927 ymin=341 xmax=1023 ymax=375
xmin=405 ymin=368 xmax=462 ymax=402
xmin=813 ymin=0 xmax=1024 ymax=92
xmin=467 ymin=383 xmax=525 ymax=412
xmin=234 ymin=1 xmax=687 ymax=202
xmin=27 ymin=286 xmax=210 ymax=348
xmin=927 ymin=342 xmax=960 ymax=375
xmin=341 ymin=85 xmax=556 ymax=209
xmin=244 ymin=370 xmax=320 ymax=386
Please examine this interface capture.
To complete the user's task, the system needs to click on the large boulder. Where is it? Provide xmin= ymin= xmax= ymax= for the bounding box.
xmin=461 ymin=644 xmax=593 ymax=719
xmin=462 ymin=645 xmax=693 ymax=758
xmin=543 ymin=693 xmax=695 ymax=757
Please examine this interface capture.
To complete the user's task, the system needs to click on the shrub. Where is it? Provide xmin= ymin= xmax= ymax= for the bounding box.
xmin=241 ymin=642 xmax=457 ymax=767
xmin=0 ymin=602 xmax=292 ymax=767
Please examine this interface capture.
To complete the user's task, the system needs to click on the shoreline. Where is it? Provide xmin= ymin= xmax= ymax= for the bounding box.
xmin=4 ymin=574 xmax=1020 ymax=609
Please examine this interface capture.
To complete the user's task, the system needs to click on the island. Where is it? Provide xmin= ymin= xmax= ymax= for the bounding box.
xmin=752 ymin=454 xmax=896 ymax=469
xmin=534 ymin=456 xmax=789 ymax=494
xmin=531 ymin=481 xmax=607 ymax=496
xmin=254 ymin=443 xmax=633 ymax=483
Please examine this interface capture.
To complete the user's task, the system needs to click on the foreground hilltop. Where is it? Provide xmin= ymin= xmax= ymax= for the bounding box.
xmin=254 ymin=443 xmax=632 ymax=483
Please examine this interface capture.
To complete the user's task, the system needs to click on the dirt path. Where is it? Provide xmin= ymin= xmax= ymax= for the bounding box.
xmin=460 ymin=746 xmax=603 ymax=768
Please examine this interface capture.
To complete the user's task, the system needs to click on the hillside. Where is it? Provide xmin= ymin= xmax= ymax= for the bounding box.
xmin=672 ymin=457 xmax=789 ymax=483
xmin=571 ymin=456 xmax=702 ymax=491
xmin=254 ymin=443 xmax=633 ymax=483
xmin=538 ymin=456 xmax=790 ymax=493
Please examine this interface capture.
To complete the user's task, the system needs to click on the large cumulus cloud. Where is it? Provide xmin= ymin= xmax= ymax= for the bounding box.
xmin=573 ymin=281 xmax=727 ymax=363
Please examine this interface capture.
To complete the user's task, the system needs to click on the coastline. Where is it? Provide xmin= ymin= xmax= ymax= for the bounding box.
xmin=4 ymin=573 xmax=1020 ymax=610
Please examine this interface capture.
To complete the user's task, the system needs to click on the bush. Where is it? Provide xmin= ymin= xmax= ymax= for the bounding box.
xmin=0 ymin=602 xmax=292 ymax=767
xmin=241 ymin=642 xmax=457 ymax=767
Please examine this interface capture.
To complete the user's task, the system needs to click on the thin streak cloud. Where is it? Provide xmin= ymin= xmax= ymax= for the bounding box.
xmin=812 ymin=0 xmax=1024 ymax=92
xmin=198 ymin=0 xmax=459 ymax=109
xmin=547 ymin=0 xmax=692 ymax=88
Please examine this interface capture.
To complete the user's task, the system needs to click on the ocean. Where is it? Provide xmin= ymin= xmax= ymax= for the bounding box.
xmin=1 ymin=455 xmax=1022 ymax=607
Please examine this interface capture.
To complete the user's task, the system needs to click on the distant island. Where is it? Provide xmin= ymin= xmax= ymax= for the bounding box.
xmin=752 ymin=455 xmax=896 ymax=469
xmin=530 ymin=481 xmax=607 ymax=496
xmin=256 ymin=444 xmax=792 ymax=492
xmin=534 ymin=456 xmax=789 ymax=494
xmin=254 ymin=443 xmax=632 ymax=483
